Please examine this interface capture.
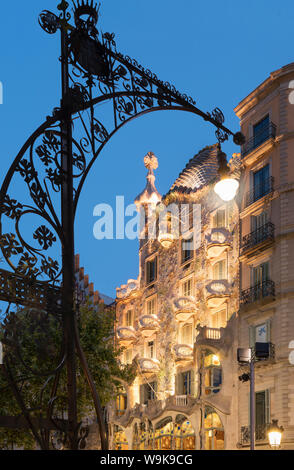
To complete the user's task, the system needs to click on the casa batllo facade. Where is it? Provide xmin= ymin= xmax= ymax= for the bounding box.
xmin=107 ymin=63 xmax=294 ymax=450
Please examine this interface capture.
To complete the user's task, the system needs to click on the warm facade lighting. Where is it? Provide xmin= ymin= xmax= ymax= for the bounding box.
xmin=158 ymin=232 xmax=175 ymax=248
xmin=214 ymin=178 xmax=239 ymax=202
xmin=268 ymin=419 xmax=283 ymax=449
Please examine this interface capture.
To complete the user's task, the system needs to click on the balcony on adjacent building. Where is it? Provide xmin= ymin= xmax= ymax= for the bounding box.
xmin=241 ymin=222 xmax=275 ymax=255
xmin=138 ymin=314 xmax=159 ymax=337
xmin=206 ymin=228 xmax=232 ymax=259
xmin=205 ymin=280 xmax=230 ymax=309
xmin=116 ymin=326 xmax=136 ymax=346
xmin=241 ymin=121 xmax=276 ymax=158
xmin=174 ymin=344 xmax=194 ymax=362
xmin=240 ymin=424 xmax=270 ymax=446
xmin=240 ymin=280 xmax=275 ymax=306
xmin=244 ymin=177 xmax=274 ymax=208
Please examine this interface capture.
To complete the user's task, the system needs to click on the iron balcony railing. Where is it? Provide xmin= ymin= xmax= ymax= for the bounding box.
xmin=242 ymin=121 xmax=276 ymax=157
xmin=240 ymin=280 xmax=275 ymax=306
xmin=245 ymin=177 xmax=274 ymax=208
xmin=241 ymin=222 xmax=275 ymax=253
xmin=240 ymin=423 xmax=270 ymax=446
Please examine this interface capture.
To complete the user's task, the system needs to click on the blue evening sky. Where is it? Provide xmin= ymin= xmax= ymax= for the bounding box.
xmin=0 ymin=0 xmax=293 ymax=299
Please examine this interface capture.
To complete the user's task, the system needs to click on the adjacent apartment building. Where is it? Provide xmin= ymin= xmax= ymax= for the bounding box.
xmin=107 ymin=62 xmax=294 ymax=450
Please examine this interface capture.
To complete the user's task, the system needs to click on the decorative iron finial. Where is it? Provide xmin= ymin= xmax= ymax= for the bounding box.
xmin=57 ymin=0 xmax=70 ymax=13
xmin=72 ymin=0 xmax=100 ymax=28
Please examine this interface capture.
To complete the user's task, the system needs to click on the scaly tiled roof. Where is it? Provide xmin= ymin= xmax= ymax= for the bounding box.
xmin=166 ymin=144 xmax=219 ymax=196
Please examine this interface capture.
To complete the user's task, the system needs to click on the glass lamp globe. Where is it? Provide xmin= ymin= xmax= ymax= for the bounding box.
xmin=268 ymin=420 xmax=283 ymax=449
xmin=214 ymin=178 xmax=239 ymax=202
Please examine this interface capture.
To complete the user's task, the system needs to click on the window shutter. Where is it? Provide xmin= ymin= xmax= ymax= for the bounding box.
xmin=249 ymin=326 xmax=255 ymax=349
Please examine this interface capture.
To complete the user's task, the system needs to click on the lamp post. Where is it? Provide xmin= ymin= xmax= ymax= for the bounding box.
xmin=268 ymin=420 xmax=284 ymax=449
xmin=0 ymin=0 xmax=244 ymax=450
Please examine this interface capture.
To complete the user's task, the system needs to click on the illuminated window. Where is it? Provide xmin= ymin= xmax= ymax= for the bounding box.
xmin=125 ymin=310 xmax=133 ymax=327
xmin=113 ymin=425 xmax=128 ymax=450
xmin=175 ymin=414 xmax=196 ymax=450
xmin=201 ymin=350 xmax=222 ymax=395
xmin=182 ymin=278 xmax=192 ymax=298
xmin=212 ymin=260 xmax=226 ymax=280
xmin=146 ymin=297 xmax=156 ymax=316
xmin=204 ymin=406 xmax=224 ymax=450
xmin=116 ymin=392 xmax=127 ymax=417
xmin=181 ymin=323 xmax=193 ymax=346
xmin=213 ymin=209 xmax=226 ymax=228
xmin=124 ymin=348 xmax=132 ymax=364
xmin=211 ymin=309 xmax=227 ymax=329
xmin=154 ymin=417 xmax=173 ymax=450
xmin=146 ymin=340 xmax=155 ymax=359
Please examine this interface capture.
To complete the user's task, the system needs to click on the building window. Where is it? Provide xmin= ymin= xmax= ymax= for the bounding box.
xmin=249 ymin=320 xmax=271 ymax=348
xmin=251 ymin=211 xmax=268 ymax=231
xmin=125 ymin=309 xmax=133 ymax=327
xmin=140 ymin=382 xmax=157 ymax=404
xmin=116 ymin=390 xmax=127 ymax=416
xmin=252 ymin=164 xmax=270 ymax=202
xmin=213 ymin=209 xmax=226 ymax=228
xmin=124 ymin=348 xmax=133 ymax=364
xmin=212 ymin=259 xmax=226 ymax=280
xmin=146 ymin=297 xmax=156 ymax=316
xmin=146 ymin=340 xmax=155 ymax=359
xmin=204 ymin=406 xmax=224 ymax=450
xmin=154 ymin=417 xmax=173 ymax=450
xmin=252 ymin=261 xmax=269 ymax=286
xmin=211 ymin=309 xmax=227 ymax=329
xmin=255 ymin=390 xmax=270 ymax=437
xmin=146 ymin=257 xmax=157 ymax=284
xmin=182 ymin=278 xmax=193 ymax=298
xmin=202 ymin=350 xmax=222 ymax=396
xmin=180 ymin=323 xmax=193 ymax=346
xmin=181 ymin=235 xmax=193 ymax=264
xmin=113 ymin=425 xmax=129 ymax=450
xmin=253 ymin=115 xmax=269 ymax=148
xmin=176 ymin=370 xmax=194 ymax=396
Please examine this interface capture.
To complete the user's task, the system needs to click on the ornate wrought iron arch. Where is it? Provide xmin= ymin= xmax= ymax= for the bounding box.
xmin=0 ymin=0 xmax=244 ymax=451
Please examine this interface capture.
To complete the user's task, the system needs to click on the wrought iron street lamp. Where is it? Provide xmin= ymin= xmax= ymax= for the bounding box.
xmin=0 ymin=0 xmax=244 ymax=450
xmin=214 ymin=146 xmax=239 ymax=201
xmin=268 ymin=419 xmax=284 ymax=449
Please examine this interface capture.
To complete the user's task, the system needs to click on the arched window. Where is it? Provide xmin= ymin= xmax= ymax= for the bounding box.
xmin=154 ymin=417 xmax=173 ymax=450
xmin=201 ymin=349 xmax=222 ymax=395
xmin=174 ymin=414 xmax=196 ymax=450
xmin=132 ymin=423 xmax=140 ymax=450
xmin=133 ymin=420 xmax=154 ymax=450
xmin=204 ymin=406 xmax=224 ymax=450
xmin=113 ymin=425 xmax=128 ymax=450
